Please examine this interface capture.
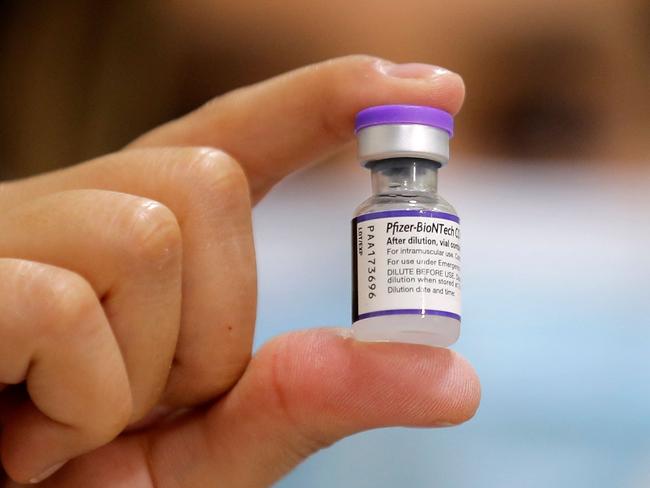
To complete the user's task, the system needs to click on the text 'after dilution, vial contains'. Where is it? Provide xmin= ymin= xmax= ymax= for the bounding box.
xmin=352 ymin=105 xmax=461 ymax=347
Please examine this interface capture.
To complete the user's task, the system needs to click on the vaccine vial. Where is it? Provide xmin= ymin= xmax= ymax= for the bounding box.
xmin=352 ymin=105 xmax=461 ymax=347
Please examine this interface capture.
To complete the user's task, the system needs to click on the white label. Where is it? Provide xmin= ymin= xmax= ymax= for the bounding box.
xmin=352 ymin=210 xmax=461 ymax=322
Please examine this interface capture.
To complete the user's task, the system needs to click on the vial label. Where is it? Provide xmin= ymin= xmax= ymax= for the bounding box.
xmin=352 ymin=209 xmax=461 ymax=322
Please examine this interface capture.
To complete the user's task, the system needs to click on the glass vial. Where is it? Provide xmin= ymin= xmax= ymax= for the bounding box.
xmin=351 ymin=105 xmax=461 ymax=347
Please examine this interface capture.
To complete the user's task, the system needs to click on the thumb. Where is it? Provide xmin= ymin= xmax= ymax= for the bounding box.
xmin=157 ymin=328 xmax=481 ymax=487
xmin=19 ymin=328 xmax=481 ymax=487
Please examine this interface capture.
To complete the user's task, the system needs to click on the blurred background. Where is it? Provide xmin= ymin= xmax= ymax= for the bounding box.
xmin=1 ymin=1 xmax=649 ymax=486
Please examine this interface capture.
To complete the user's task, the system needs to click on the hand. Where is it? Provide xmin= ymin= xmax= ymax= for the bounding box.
xmin=0 ymin=56 xmax=480 ymax=487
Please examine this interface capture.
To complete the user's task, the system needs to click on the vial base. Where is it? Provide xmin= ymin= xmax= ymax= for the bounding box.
xmin=352 ymin=314 xmax=460 ymax=347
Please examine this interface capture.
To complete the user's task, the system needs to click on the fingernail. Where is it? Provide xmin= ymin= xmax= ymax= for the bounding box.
xmin=29 ymin=461 xmax=66 ymax=484
xmin=378 ymin=61 xmax=454 ymax=80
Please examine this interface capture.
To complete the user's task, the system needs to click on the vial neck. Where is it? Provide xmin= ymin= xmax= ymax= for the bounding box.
xmin=370 ymin=158 xmax=439 ymax=196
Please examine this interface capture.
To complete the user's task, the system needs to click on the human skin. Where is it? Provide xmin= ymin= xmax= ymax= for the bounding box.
xmin=0 ymin=56 xmax=480 ymax=487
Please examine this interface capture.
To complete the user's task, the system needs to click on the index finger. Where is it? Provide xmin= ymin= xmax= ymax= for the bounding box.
xmin=130 ymin=55 xmax=465 ymax=202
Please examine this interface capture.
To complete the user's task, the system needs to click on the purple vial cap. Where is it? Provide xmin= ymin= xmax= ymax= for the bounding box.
xmin=354 ymin=104 xmax=454 ymax=137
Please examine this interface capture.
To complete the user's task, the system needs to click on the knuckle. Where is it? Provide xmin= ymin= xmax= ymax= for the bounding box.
xmin=2 ymin=261 xmax=97 ymax=338
xmin=121 ymin=199 xmax=182 ymax=266
xmin=34 ymin=268 xmax=99 ymax=337
xmin=181 ymin=147 xmax=251 ymax=209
